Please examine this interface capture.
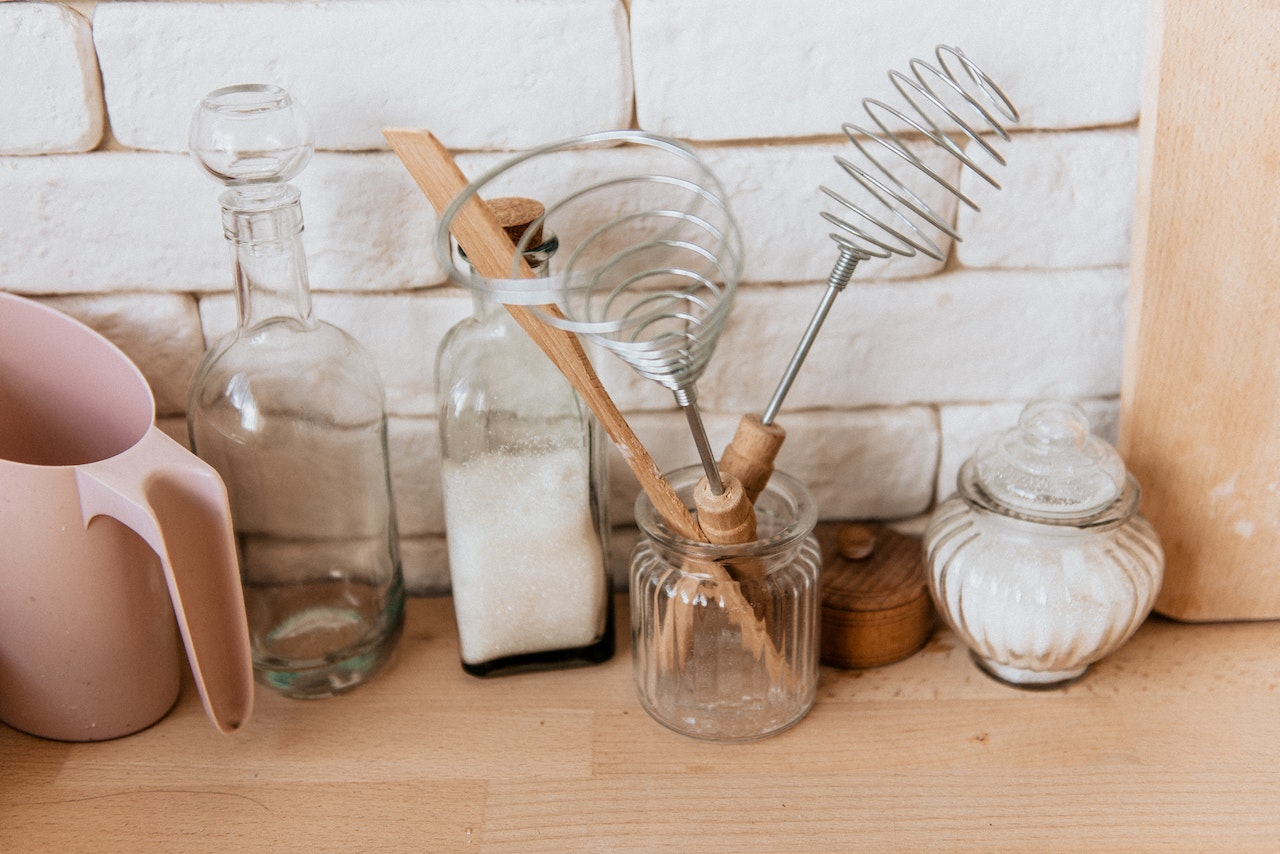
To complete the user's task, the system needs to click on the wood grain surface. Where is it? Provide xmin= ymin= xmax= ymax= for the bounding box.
xmin=1120 ymin=0 xmax=1280 ymax=619
xmin=3 ymin=595 xmax=1278 ymax=851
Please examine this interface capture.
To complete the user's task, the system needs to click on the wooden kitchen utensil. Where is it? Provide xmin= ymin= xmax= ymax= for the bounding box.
xmin=1119 ymin=0 xmax=1280 ymax=621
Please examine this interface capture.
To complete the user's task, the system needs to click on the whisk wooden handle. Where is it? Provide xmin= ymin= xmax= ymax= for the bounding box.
xmin=693 ymin=473 xmax=766 ymax=583
xmin=382 ymin=127 xmax=705 ymax=543
xmin=694 ymin=474 xmax=757 ymax=545
xmin=718 ymin=413 xmax=787 ymax=504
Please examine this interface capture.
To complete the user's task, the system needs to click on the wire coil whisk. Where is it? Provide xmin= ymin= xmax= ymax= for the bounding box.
xmin=761 ymin=45 xmax=1019 ymax=425
xmin=437 ymin=130 xmax=743 ymax=494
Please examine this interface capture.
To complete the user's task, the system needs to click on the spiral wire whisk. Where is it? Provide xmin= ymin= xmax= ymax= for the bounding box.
xmin=437 ymin=131 xmax=743 ymax=495
xmin=760 ymin=45 xmax=1019 ymax=425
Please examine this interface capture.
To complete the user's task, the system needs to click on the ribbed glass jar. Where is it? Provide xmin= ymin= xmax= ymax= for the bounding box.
xmin=631 ymin=465 xmax=821 ymax=742
xmin=925 ymin=494 xmax=1162 ymax=686
xmin=923 ymin=401 xmax=1164 ymax=688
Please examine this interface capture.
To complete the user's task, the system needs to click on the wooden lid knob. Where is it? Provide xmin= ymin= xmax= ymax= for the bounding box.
xmin=818 ymin=522 xmax=935 ymax=669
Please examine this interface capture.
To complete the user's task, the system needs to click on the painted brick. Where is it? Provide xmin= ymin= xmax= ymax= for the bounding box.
xmin=700 ymin=268 xmax=1129 ymax=412
xmin=701 ymin=143 xmax=954 ymax=283
xmin=40 ymin=293 xmax=205 ymax=417
xmin=0 ymin=151 xmax=443 ymax=294
xmin=956 ymin=129 xmax=1140 ymax=270
xmin=196 ymin=290 xmax=469 ymax=417
xmin=757 ymin=407 xmax=939 ymax=520
xmin=401 ymin=535 xmax=451 ymax=595
xmin=0 ymin=153 xmax=215 ymax=293
xmin=632 ymin=0 xmax=1145 ymax=140
xmin=605 ymin=407 xmax=937 ymax=525
xmin=0 ymin=3 xmax=103 ymax=154
xmin=934 ymin=397 xmax=1119 ymax=504
xmin=0 ymin=142 xmax=966 ymax=298
xmin=92 ymin=0 xmax=631 ymax=153
xmin=389 ymin=415 xmax=443 ymax=538
xmin=294 ymin=153 xmax=442 ymax=291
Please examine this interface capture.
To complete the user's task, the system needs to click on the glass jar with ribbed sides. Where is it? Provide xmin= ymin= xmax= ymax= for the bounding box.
xmin=923 ymin=400 xmax=1164 ymax=689
xmin=631 ymin=465 xmax=821 ymax=742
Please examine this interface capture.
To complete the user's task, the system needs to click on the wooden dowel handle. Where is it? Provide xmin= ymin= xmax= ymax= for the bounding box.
xmin=382 ymin=127 xmax=704 ymax=542
xmin=693 ymin=473 xmax=766 ymax=583
xmin=694 ymin=474 xmax=757 ymax=546
xmin=718 ymin=413 xmax=787 ymax=504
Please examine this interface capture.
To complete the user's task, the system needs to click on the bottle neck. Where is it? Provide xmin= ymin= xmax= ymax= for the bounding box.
xmin=220 ymin=185 xmax=314 ymax=330
xmin=466 ymin=234 xmax=558 ymax=322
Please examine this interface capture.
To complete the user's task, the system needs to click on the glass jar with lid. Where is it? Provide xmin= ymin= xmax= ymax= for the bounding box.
xmin=923 ymin=399 xmax=1164 ymax=688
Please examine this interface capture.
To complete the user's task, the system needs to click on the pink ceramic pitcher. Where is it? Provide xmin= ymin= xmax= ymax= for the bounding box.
xmin=0 ymin=292 xmax=253 ymax=741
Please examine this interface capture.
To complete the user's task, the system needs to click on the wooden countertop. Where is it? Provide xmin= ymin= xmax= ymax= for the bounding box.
xmin=4 ymin=595 xmax=1279 ymax=852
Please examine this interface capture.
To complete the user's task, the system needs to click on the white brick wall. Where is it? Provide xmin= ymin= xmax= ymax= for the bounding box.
xmin=0 ymin=2 xmax=102 ymax=154
xmin=92 ymin=0 xmax=632 ymax=152
xmin=1 ymin=0 xmax=1147 ymax=593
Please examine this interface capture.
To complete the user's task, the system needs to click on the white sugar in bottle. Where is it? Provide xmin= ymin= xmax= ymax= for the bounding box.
xmin=435 ymin=198 xmax=613 ymax=676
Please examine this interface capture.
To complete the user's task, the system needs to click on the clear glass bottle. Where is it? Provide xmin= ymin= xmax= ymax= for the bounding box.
xmin=631 ymin=464 xmax=821 ymax=742
xmin=186 ymin=84 xmax=404 ymax=698
xmin=923 ymin=399 xmax=1164 ymax=688
xmin=436 ymin=197 xmax=613 ymax=676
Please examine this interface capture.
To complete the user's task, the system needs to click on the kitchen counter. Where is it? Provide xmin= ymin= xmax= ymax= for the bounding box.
xmin=4 ymin=594 xmax=1279 ymax=852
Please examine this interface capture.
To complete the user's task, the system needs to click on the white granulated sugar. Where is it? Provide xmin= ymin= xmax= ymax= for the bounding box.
xmin=443 ymin=446 xmax=605 ymax=663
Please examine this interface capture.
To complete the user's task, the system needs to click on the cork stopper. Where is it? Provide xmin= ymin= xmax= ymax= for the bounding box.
xmin=487 ymin=196 xmax=545 ymax=248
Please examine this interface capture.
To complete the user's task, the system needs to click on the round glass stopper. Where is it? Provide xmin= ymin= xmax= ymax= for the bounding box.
xmin=189 ymin=83 xmax=313 ymax=195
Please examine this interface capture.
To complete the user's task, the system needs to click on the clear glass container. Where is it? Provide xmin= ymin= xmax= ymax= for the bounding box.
xmin=631 ymin=465 xmax=821 ymax=742
xmin=923 ymin=399 xmax=1164 ymax=688
xmin=436 ymin=199 xmax=613 ymax=676
xmin=186 ymin=84 xmax=404 ymax=698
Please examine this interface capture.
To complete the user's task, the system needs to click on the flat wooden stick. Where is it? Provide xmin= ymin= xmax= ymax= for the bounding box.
xmin=382 ymin=127 xmax=704 ymax=542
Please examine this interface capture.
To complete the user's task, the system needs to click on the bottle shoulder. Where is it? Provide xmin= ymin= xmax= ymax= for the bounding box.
xmin=190 ymin=318 xmax=387 ymax=418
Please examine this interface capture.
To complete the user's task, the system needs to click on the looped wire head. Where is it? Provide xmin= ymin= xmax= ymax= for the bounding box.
xmin=436 ymin=130 xmax=743 ymax=395
xmin=821 ymin=45 xmax=1019 ymax=265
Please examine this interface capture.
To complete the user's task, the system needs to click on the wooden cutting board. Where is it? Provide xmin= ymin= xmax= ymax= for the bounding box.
xmin=1119 ymin=0 xmax=1280 ymax=621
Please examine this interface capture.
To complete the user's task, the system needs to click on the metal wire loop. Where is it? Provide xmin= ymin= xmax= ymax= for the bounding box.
xmin=821 ymin=44 xmax=1019 ymax=264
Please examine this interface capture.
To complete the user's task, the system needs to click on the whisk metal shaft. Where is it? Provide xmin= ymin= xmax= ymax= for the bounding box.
xmin=760 ymin=247 xmax=860 ymax=426
xmin=684 ymin=400 xmax=725 ymax=494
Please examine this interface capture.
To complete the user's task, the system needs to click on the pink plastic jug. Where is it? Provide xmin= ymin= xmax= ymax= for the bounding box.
xmin=0 ymin=292 xmax=253 ymax=740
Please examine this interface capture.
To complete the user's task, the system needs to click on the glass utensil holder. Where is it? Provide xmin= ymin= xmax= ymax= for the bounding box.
xmin=631 ymin=465 xmax=821 ymax=742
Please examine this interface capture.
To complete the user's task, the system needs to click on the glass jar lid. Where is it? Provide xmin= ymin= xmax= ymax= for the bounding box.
xmin=960 ymin=400 xmax=1131 ymax=523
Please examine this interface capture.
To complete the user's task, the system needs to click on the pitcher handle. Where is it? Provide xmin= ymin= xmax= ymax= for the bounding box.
xmin=75 ymin=427 xmax=254 ymax=734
